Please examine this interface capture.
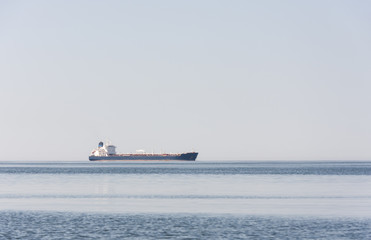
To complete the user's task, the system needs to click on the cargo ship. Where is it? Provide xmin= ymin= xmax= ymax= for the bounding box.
xmin=89 ymin=142 xmax=198 ymax=161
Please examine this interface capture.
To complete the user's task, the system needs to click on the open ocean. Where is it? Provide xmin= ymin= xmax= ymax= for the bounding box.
xmin=0 ymin=161 xmax=370 ymax=239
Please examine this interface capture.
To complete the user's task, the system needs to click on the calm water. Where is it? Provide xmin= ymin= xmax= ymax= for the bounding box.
xmin=1 ymin=161 xmax=370 ymax=239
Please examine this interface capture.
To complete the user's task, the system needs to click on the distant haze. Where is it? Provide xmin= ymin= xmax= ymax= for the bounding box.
xmin=1 ymin=1 xmax=370 ymax=161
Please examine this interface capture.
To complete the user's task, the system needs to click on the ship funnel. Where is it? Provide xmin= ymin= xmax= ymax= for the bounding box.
xmin=98 ymin=141 xmax=104 ymax=148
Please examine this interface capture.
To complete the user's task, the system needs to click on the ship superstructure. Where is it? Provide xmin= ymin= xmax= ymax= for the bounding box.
xmin=89 ymin=142 xmax=198 ymax=161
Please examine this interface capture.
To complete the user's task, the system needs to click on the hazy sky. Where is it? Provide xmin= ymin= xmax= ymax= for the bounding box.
xmin=1 ymin=1 xmax=370 ymax=161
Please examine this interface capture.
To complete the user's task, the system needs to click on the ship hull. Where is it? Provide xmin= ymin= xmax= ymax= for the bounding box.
xmin=89 ymin=152 xmax=198 ymax=161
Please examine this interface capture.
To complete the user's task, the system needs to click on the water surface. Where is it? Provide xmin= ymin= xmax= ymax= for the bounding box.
xmin=1 ymin=161 xmax=370 ymax=239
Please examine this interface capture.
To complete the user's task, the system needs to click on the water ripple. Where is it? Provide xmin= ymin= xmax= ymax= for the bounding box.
xmin=0 ymin=211 xmax=370 ymax=239
xmin=0 ymin=194 xmax=370 ymax=199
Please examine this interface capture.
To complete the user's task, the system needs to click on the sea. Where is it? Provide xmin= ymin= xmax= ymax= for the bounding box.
xmin=0 ymin=161 xmax=370 ymax=239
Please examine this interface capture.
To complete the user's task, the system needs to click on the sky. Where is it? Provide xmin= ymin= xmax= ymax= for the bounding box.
xmin=0 ymin=0 xmax=370 ymax=161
